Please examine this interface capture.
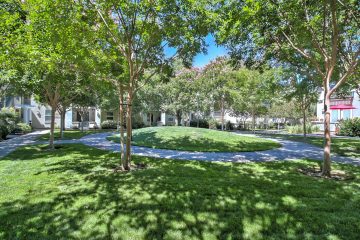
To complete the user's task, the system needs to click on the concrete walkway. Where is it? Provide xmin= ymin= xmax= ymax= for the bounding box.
xmin=79 ymin=132 xmax=360 ymax=166
xmin=0 ymin=130 xmax=49 ymax=158
xmin=2 ymin=131 xmax=359 ymax=166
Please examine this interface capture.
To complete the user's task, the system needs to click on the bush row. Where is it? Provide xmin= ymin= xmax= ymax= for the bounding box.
xmin=285 ymin=124 xmax=320 ymax=134
xmin=338 ymin=118 xmax=360 ymax=137
xmin=100 ymin=120 xmax=146 ymax=130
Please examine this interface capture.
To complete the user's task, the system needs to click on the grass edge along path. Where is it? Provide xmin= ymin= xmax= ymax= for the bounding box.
xmin=107 ymin=126 xmax=281 ymax=152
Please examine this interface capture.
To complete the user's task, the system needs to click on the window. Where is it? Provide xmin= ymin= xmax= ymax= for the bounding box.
xmin=45 ymin=110 xmax=51 ymax=123
xmin=343 ymin=110 xmax=351 ymax=120
xmin=331 ymin=110 xmax=339 ymax=122
xmin=106 ymin=112 xmax=114 ymax=120
xmin=168 ymin=117 xmax=174 ymax=122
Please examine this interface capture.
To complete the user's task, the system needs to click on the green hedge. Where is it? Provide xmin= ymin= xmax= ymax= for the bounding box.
xmin=338 ymin=118 xmax=360 ymax=137
xmin=286 ymin=124 xmax=320 ymax=134
xmin=101 ymin=120 xmax=117 ymax=129
xmin=13 ymin=123 xmax=32 ymax=134
xmin=0 ymin=108 xmax=19 ymax=140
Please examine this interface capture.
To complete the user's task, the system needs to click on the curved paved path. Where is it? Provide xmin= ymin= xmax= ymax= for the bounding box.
xmin=78 ymin=132 xmax=360 ymax=166
xmin=0 ymin=130 xmax=49 ymax=158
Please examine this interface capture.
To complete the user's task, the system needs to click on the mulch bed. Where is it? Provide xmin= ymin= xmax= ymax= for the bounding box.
xmin=113 ymin=162 xmax=149 ymax=172
xmin=298 ymin=166 xmax=355 ymax=181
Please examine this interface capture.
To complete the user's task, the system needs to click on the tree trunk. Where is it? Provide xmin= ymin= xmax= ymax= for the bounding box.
xmin=49 ymin=106 xmax=56 ymax=150
xmin=119 ymin=88 xmax=125 ymax=169
xmin=80 ymin=109 xmax=84 ymax=132
xmin=322 ymin=92 xmax=332 ymax=177
xmin=124 ymin=92 xmax=133 ymax=171
xmin=60 ymin=108 xmax=66 ymax=139
xmin=176 ymin=110 xmax=182 ymax=126
xmin=221 ymin=98 xmax=225 ymax=131
xmin=303 ymin=108 xmax=307 ymax=138
xmin=252 ymin=112 xmax=256 ymax=132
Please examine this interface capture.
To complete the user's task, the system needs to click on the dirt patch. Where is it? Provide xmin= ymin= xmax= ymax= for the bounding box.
xmin=112 ymin=162 xmax=149 ymax=172
xmin=298 ymin=166 xmax=355 ymax=181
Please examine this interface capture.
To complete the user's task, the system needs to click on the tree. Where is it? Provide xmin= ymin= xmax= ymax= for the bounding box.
xmin=282 ymin=71 xmax=319 ymax=138
xmin=201 ymin=57 xmax=232 ymax=130
xmin=227 ymin=69 xmax=277 ymax=130
xmin=3 ymin=0 xmax=95 ymax=149
xmin=216 ymin=0 xmax=359 ymax=176
xmin=89 ymin=0 xmax=210 ymax=170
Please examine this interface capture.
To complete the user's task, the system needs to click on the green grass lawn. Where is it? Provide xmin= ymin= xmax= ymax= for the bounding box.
xmin=37 ymin=129 xmax=110 ymax=141
xmin=0 ymin=144 xmax=360 ymax=239
xmin=269 ymin=134 xmax=360 ymax=159
xmin=107 ymin=126 xmax=281 ymax=152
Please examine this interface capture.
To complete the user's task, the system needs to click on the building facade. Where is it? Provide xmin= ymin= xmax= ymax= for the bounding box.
xmin=315 ymin=89 xmax=360 ymax=131
xmin=0 ymin=95 xmax=101 ymax=129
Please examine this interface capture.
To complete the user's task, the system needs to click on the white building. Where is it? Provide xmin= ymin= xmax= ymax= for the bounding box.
xmin=0 ymin=95 xmax=101 ymax=129
xmin=315 ymin=89 xmax=360 ymax=131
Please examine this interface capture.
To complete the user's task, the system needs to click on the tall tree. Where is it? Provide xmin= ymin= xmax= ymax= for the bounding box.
xmin=216 ymin=0 xmax=359 ymax=176
xmin=89 ymin=0 xmax=210 ymax=170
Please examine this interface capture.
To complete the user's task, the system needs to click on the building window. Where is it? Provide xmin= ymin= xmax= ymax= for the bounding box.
xmin=331 ymin=110 xmax=339 ymax=122
xmin=106 ymin=112 xmax=114 ymax=120
xmin=168 ymin=117 xmax=174 ymax=122
xmin=343 ymin=110 xmax=351 ymax=120
xmin=45 ymin=110 xmax=52 ymax=123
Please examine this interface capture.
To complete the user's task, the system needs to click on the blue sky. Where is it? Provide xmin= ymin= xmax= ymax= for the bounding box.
xmin=193 ymin=34 xmax=228 ymax=68
xmin=165 ymin=34 xmax=228 ymax=68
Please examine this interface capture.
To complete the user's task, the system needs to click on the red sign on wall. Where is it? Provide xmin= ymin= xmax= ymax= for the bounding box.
xmin=330 ymin=98 xmax=353 ymax=106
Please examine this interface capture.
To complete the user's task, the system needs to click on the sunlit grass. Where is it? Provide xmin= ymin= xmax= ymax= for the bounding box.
xmin=1 ymin=144 xmax=360 ymax=239
xmin=108 ymin=126 xmax=281 ymax=152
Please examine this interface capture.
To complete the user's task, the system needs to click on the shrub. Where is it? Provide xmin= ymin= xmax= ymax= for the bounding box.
xmin=13 ymin=123 xmax=32 ymax=134
xmin=208 ymin=119 xmax=218 ymax=130
xmin=286 ymin=124 xmax=320 ymax=134
xmin=101 ymin=120 xmax=117 ymax=129
xmin=132 ymin=120 xmax=145 ymax=129
xmin=0 ymin=108 xmax=19 ymax=140
xmin=190 ymin=119 xmax=209 ymax=128
xmin=338 ymin=118 xmax=360 ymax=137
xmin=225 ymin=121 xmax=235 ymax=130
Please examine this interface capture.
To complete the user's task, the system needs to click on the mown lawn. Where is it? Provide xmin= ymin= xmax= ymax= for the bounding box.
xmin=1 ymin=144 xmax=360 ymax=239
xmin=38 ymin=129 xmax=111 ymax=141
xmin=270 ymin=134 xmax=360 ymax=159
xmin=108 ymin=126 xmax=281 ymax=152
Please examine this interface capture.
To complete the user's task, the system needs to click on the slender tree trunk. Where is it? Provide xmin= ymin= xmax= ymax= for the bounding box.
xmin=221 ymin=98 xmax=225 ymax=131
xmin=60 ymin=108 xmax=66 ymax=139
xmin=49 ymin=106 xmax=56 ymax=150
xmin=303 ymin=108 xmax=307 ymax=138
xmin=322 ymin=91 xmax=332 ymax=176
xmin=124 ymin=92 xmax=133 ymax=170
xmin=119 ymin=88 xmax=125 ymax=169
xmin=252 ymin=111 xmax=256 ymax=132
xmin=80 ymin=109 xmax=84 ymax=132
xmin=176 ymin=110 xmax=182 ymax=126
xmin=149 ymin=113 xmax=152 ymax=126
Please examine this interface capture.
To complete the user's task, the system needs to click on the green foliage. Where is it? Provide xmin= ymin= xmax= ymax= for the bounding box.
xmin=13 ymin=122 xmax=32 ymax=134
xmin=225 ymin=120 xmax=235 ymax=131
xmin=101 ymin=120 xmax=117 ymax=129
xmin=190 ymin=119 xmax=209 ymax=128
xmin=208 ymin=118 xmax=218 ymax=130
xmin=338 ymin=118 xmax=360 ymax=137
xmin=0 ymin=108 xmax=19 ymax=140
xmin=286 ymin=124 xmax=320 ymax=134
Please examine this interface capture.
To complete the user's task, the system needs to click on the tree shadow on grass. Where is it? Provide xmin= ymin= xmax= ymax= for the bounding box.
xmin=0 ymin=144 xmax=359 ymax=239
xmin=130 ymin=130 xmax=280 ymax=152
